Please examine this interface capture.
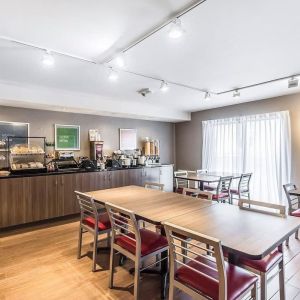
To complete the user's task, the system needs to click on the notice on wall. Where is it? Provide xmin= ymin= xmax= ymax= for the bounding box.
xmin=55 ymin=124 xmax=80 ymax=150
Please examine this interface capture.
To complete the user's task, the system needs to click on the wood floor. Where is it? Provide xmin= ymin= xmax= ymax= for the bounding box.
xmin=1 ymin=217 xmax=300 ymax=300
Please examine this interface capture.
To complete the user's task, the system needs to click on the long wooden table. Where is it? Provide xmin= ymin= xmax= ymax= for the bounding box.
xmin=174 ymin=172 xmax=241 ymax=190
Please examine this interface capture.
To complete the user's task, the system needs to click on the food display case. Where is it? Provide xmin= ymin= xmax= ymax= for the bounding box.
xmin=8 ymin=136 xmax=46 ymax=174
xmin=0 ymin=139 xmax=9 ymax=170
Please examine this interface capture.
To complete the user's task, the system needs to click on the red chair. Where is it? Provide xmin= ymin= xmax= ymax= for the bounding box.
xmin=205 ymin=176 xmax=233 ymax=203
xmin=283 ymin=183 xmax=300 ymax=245
xmin=75 ymin=191 xmax=111 ymax=272
xmin=174 ymin=170 xmax=188 ymax=193
xmin=105 ymin=202 xmax=169 ymax=300
xmin=230 ymin=173 xmax=252 ymax=203
xmin=164 ymin=222 xmax=258 ymax=300
xmin=236 ymin=199 xmax=286 ymax=300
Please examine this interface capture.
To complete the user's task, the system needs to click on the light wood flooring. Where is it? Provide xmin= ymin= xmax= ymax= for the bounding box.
xmin=1 ymin=217 xmax=300 ymax=300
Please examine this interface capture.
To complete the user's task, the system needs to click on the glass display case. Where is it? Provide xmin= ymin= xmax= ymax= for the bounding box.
xmin=0 ymin=138 xmax=8 ymax=170
xmin=8 ymin=136 xmax=46 ymax=173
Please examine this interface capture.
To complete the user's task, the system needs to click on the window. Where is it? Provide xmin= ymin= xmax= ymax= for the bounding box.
xmin=202 ymin=111 xmax=291 ymax=203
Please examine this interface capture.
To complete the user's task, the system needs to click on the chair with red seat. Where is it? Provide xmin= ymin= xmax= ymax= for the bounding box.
xmin=237 ymin=199 xmax=286 ymax=300
xmin=105 ymin=202 xmax=169 ymax=300
xmin=75 ymin=191 xmax=111 ymax=272
xmin=206 ymin=176 xmax=233 ymax=203
xmin=164 ymin=221 xmax=258 ymax=300
xmin=230 ymin=173 xmax=252 ymax=204
xmin=283 ymin=183 xmax=300 ymax=245
xmin=174 ymin=170 xmax=188 ymax=193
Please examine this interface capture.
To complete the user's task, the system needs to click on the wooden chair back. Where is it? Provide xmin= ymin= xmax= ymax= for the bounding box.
xmin=238 ymin=199 xmax=286 ymax=217
xmin=144 ymin=182 xmax=164 ymax=191
xmin=182 ymin=188 xmax=213 ymax=200
xmin=238 ymin=173 xmax=252 ymax=193
xmin=174 ymin=170 xmax=188 ymax=189
xmin=283 ymin=183 xmax=300 ymax=215
xmin=164 ymin=222 xmax=227 ymax=300
xmin=105 ymin=202 xmax=141 ymax=256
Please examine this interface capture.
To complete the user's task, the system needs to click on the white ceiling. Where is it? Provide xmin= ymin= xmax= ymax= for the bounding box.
xmin=0 ymin=0 xmax=300 ymax=122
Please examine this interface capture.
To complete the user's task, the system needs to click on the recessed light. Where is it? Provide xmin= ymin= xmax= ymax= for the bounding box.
xmin=233 ymin=89 xmax=240 ymax=98
xmin=113 ymin=54 xmax=125 ymax=68
xmin=42 ymin=50 xmax=54 ymax=67
xmin=204 ymin=92 xmax=211 ymax=101
xmin=160 ymin=81 xmax=169 ymax=92
xmin=108 ymin=68 xmax=119 ymax=81
xmin=168 ymin=18 xmax=185 ymax=39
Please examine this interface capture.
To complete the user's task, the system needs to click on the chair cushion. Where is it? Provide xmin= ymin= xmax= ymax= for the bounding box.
xmin=175 ymin=255 xmax=257 ymax=300
xmin=176 ymin=187 xmax=183 ymax=194
xmin=212 ymin=192 xmax=229 ymax=200
xmin=291 ymin=209 xmax=300 ymax=217
xmin=204 ymin=184 xmax=217 ymax=191
xmin=239 ymin=250 xmax=283 ymax=272
xmin=115 ymin=228 xmax=168 ymax=257
xmin=82 ymin=213 xmax=111 ymax=231
xmin=230 ymin=189 xmax=239 ymax=194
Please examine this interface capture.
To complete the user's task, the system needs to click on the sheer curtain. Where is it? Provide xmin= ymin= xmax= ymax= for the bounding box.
xmin=202 ymin=111 xmax=291 ymax=204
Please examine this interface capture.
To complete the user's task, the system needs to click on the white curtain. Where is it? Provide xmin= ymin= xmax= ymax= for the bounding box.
xmin=202 ymin=111 xmax=291 ymax=204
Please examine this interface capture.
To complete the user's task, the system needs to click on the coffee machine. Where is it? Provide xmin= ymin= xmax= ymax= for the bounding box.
xmin=90 ymin=141 xmax=104 ymax=160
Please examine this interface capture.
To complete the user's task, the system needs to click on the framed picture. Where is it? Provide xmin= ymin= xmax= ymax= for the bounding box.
xmin=0 ymin=121 xmax=29 ymax=147
xmin=55 ymin=124 xmax=80 ymax=150
xmin=119 ymin=128 xmax=137 ymax=151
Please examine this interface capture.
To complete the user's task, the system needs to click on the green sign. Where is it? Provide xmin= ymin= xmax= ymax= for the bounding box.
xmin=55 ymin=125 xmax=80 ymax=150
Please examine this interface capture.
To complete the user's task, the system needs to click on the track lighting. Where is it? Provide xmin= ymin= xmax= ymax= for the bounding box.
xmin=42 ymin=50 xmax=54 ymax=67
xmin=108 ymin=68 xmax=119 ymax=81
xmin=288 ymin=77 xmax=299 ymax=88
xmin=113 ymin=53 xmax=125 ymax=68
xmin=233 ymin=89 xmax=240 ymax=98
xmin=168 ymin=18 xmax=185 ymax=39
xmin=160 ymin=81 xmax=169 ymax=92
xmin=204 ymin=92 xmax=211 ymax=101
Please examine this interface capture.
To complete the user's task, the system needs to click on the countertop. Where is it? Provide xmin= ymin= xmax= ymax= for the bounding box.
xmin=0 ymin=164 xmax=172 ymax=180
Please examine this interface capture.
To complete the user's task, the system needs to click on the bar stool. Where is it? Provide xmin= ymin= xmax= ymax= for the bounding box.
xmin=283 ymin=183 xmax=300 ymax=246
xmin=237 ymin=199 xmax=286 ymax=300
xmin=164 ymin=222 xmax=258 ymax=300
xmin=75 ymin=191 xmax=111 ymax=272
xmin=230 ymin=173 xmax=252 ymax=204
xmin=106 ymin=202 xmax=169 ymax=300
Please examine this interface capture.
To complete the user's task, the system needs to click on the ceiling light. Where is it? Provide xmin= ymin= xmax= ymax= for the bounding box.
xmin=204 ymin=92 xmax=211 ymax=101
xmin=108 ymin=68 xmax=119 ymax=81
xmin=233 ymin=89 xmax=240 ymax=98
xmin=113 ymin=54 xmax=125 ymax=68
xmin=288 ymin=76 xmax=299 ymax=88
xmin=42 ymin=50 xmax=54 ymax=67
xmin=160 ymin=81 xmax=169 ymax=92
xmin=168 ymin=18 xmax=185 ymax=39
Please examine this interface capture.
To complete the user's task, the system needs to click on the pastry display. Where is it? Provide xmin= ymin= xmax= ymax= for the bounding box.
xmin=11 ymin=144 xmax=44 ymax=154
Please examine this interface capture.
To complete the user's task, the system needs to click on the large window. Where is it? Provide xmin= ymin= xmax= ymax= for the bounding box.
xmin=202 ymin=111 xmax=291 ymax=203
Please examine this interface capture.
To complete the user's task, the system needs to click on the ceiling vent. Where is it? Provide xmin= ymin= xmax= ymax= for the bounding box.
xmin=137 ymin=88 xmax=153 ymax=97
xmin=288 ymin=77 xmax=299 ymax=88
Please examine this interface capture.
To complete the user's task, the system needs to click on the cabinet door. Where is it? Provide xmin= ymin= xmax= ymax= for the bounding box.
xmin=0 ymin=178 xmax=30 ymax=227
xmin=124 ymin=168 xmax=143 ymax=186
xmin=141 ymin=167 xmax=160 ymax=186
xmin=110 ymin=170 xmax=125 ymax=188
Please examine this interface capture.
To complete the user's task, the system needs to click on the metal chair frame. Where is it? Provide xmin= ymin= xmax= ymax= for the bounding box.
xmin=75 ymin=191 xmax=111 ymax=272
xmin=212 ymin=176 xmax=233 ymax=203
xmin=230 ymin=173 xmax=252 ymax=203
xmin=164 ymin=222 xmax=258 ymax=300
xmin=106 ymin=202 xmax=169 ymax=300
xmin=238 ymin=199 xmax=286 ymax=300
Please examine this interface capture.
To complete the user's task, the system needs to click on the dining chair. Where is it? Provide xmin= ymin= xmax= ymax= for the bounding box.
xmin=174 ymin=170 xmax=188 ymax=193
xmin=164 ymin=222 xmax=258 ymax=300
xmin=75 ymin=191 xmax=111 ymax=272
xmin=105 ymin=202 xmax=169 ymax=300
xmin=205 ymin=176 xmax=233 ymax=203
xmin=230 ymin=173 xmax=252 ymax=204
xmin=144 ymin=181 xmax=164 ymax=190
xmin=182 ymin=187 xmax=213 ymax=200
xmin=237 ymin=199 xmax=286 ymax=300
xmin=283 ymin=183 xmax=300 ymax=245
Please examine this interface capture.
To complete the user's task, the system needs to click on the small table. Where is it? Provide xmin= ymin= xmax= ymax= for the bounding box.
xmin=174 ymin=172 xmax=241 ymax=190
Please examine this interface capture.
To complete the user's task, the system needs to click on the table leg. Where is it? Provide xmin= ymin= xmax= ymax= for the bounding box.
xmin=199 ymin=181 xmax=204 ymax=191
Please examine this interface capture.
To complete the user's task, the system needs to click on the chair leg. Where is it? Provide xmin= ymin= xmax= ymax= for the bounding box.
xmin=251 ymin=281 xmax=258 ymax=300
xmin=181 ymin=241 xmax=187 ymax=264
xmin=109 ymin=248 xmax=115 ymax=288
xmin=295 ymin=229 xmax=299 ymax=240
xmin=168 ymin=279 xmax=174 ymax=300
xmin=77 ymin=225 xmax=83 ymax=259
xmin=286 ymin=237 xmax=289 ymax=247
xmin=260 ymin=273 xmax=267 ymax=300
xmin=92 ymin=232 xmax=98 ymax=272
xmin=134 ymin=259 xmax=141 ymax=300
xmin=279 ymin=259 xmax=286 ymax=300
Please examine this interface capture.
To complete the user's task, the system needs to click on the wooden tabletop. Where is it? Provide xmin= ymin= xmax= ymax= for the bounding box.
xmin=87 ymin=185 xmax=214 ymax=225
xmin=164 ymin=204 xmax=300 ymax=259
xmin=174 ymin=173 xmax=241 ymax=182
xmin=289 ymin=189 xmax=300 ymax=196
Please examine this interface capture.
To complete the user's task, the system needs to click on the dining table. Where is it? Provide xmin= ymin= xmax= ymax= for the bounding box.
xmin=87 ymin=185 xmax=300 ymax=299
xmin=174 ymin=172 xmax=241 ymax=190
